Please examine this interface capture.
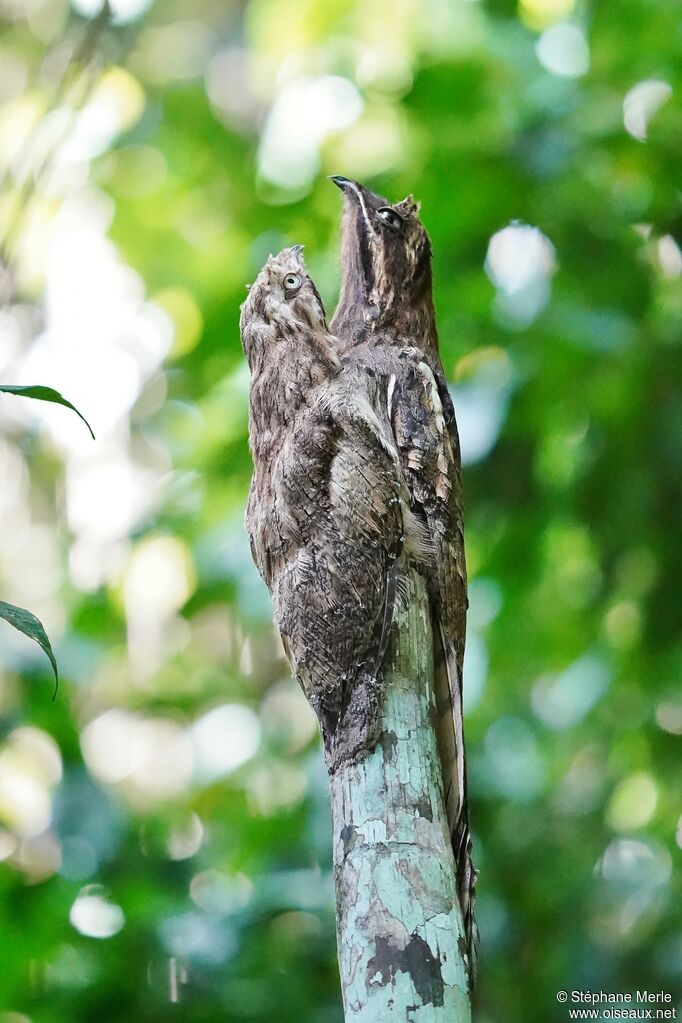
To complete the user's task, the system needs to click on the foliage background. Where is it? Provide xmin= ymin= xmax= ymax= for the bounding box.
xmin=0 ymin=0 xmax=680 ymax=1020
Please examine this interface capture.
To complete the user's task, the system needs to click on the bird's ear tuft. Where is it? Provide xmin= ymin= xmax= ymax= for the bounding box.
xmin=396 ymin=194 xmax=420 ymax=216
xmin=290 ymin=243 xmax=304 ymax=254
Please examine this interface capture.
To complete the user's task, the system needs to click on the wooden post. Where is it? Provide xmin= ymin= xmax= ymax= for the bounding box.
xmin=329 ymin=568 xmax=472 ymax=1022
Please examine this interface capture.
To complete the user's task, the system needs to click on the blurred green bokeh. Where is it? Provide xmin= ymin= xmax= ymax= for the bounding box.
xmin=0 ymin=0 xmax=680 ymax=1021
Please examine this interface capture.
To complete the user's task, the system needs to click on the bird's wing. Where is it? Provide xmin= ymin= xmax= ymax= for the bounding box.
xmin=324 ymin=381 xmax=407 ymax=686
xmin=386 ymin=351 xmax=478 ymax=983
xmin=268 ymin=391 xmax=406 ymax=766
xmin=388 ymin=356 xmax=466 ymax=633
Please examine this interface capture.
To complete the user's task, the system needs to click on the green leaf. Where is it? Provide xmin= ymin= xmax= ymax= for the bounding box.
xmin=0 ymin=600 xmax=59 ymax=697
xmin=0 ymin=384 xmax=95 ymax=440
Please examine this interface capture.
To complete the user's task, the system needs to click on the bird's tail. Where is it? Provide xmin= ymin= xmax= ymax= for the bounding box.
xmin=436 ymin=626 xmax=479 ymax=989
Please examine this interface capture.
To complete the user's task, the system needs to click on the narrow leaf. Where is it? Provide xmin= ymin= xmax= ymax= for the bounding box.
xmin=0 ymin=600 xmax=59 ymax=697
xmin=0 ymin=384 xmax=95 ymax=439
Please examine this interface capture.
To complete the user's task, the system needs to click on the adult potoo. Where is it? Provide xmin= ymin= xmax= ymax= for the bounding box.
xmin=240 ymin=246 xmax=427 ymax=766
xmin=329 ymin=176 xmax=478 ymax=984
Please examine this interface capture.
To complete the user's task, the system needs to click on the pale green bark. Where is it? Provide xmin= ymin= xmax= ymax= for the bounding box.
xmin=329 ymin=569 xmax=472 ymax=1022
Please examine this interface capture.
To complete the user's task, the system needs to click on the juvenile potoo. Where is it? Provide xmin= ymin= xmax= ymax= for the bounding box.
xmin=329 ymin=176 xmax=478 ymax=984
xmin=241 ymin=247 xmax=426 ymax=765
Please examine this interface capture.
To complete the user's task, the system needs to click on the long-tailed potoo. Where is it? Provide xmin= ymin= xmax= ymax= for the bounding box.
xmin=240 ymin=246 xmax=430 ymax=767
xmin=329 ymin=176 xmax=478 ymax=986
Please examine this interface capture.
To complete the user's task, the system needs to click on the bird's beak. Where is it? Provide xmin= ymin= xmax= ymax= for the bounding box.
xmin=329 ymin=175 xmax=379 ymax=241
xmin=329 ymin=174 xmax=358 ymax=194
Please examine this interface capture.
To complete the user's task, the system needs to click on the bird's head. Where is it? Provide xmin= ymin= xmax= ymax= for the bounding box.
xmin=330 ymin=176 xmax=433 ymax=320
xmin=240 ymin=246 xmax=341 ymax=387
xmin=240 ymin=245 xmax=327 ymax=342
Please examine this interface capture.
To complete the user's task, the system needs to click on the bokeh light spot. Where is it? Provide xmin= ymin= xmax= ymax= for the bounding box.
xmin=519 ymin=0 xmax=575 ymax=31
xmin=536 ymin=23 xmax=589 ymax=78
xmin=258 ymin=76 xmax=363 ymax=191
xmin=656 ymin=235 xmax=682 ymax=279
xmin=607 ymin=772 xmax=658 ymax=831
xmin=167 ymin=814 xmax=204 ymax=861
xmin=152 ymin=288 xmax=203 ymax=359
xmin=81 ymin=710 xmax=193 ymax=805
xmin=452 ymin=348 xmax=513 ymax=464
xmin=191 ymin=704 xmax=261 ymax=782
xmin=70 ymin=0 xmax=153 ymax=24
xmin=485 ymin=223 xmax=556 ymax=327
xmin=70 ymin=886 xmax=125 ymax=939
xmin=532 ymin=654 xmax=610 ymax=730
xmin=623 ymin=80 xmax=672 ymax=141
xmin=655 ymin=701 xmax=682 ymax=736
xmin=603 ymin=601 xmax=642 ymax=650
xmin=483 ymin=717 xmax=545 ymax=800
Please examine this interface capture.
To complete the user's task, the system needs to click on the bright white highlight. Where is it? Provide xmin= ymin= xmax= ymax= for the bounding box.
xmin=258 ymin=77 xmax=363 ymax=190
xmin=623 ymin=80 xmax=673 ymax=141
xmin=191 ymin=704 xmax=261 ymax=781
xmin=657 ymin=235 xmax=682 ymax=278
xmin=536 ymin=23 xmax=590 ymax=78
xmin=70 ymin=886 xmax=125 ymax=938
xmin=0 ymin=727 xmax=62 ymax=837
xmin=81 ymin=710 xmax=194 ymax=803
xmin=485 ymin=222 xmax=556 ymax=326
xmin=14 ymin=190 xmax=172 ymax=450
xmin=70 ymin=0 xmax=153 ymax=23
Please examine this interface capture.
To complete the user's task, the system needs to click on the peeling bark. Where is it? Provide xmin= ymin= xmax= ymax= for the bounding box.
xmin=329 ymin=569 xmax=472 ymax=1022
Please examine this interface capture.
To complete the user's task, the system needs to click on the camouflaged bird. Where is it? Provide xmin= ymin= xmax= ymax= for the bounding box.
xmin=329 ymin=176 xmax=478 ymax=987
xmin=240 ymin=246 xmax=431 ymax=766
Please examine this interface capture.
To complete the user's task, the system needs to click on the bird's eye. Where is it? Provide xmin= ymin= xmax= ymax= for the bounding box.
xmin=377 ymin=208 xmax=403 ymax=230
xmin=284 ymin=273 xmax=302 ymax=291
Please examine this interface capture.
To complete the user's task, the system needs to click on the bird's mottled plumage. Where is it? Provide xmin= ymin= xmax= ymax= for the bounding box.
xmin=241 ymin=248 xmax=427 ymax=765
xmin=329 ymin=177 xmax=478 ymax=986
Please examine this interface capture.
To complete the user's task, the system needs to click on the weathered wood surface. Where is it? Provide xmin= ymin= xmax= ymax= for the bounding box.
xmin=329 ymin=568 xmax=471 ymax=1022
